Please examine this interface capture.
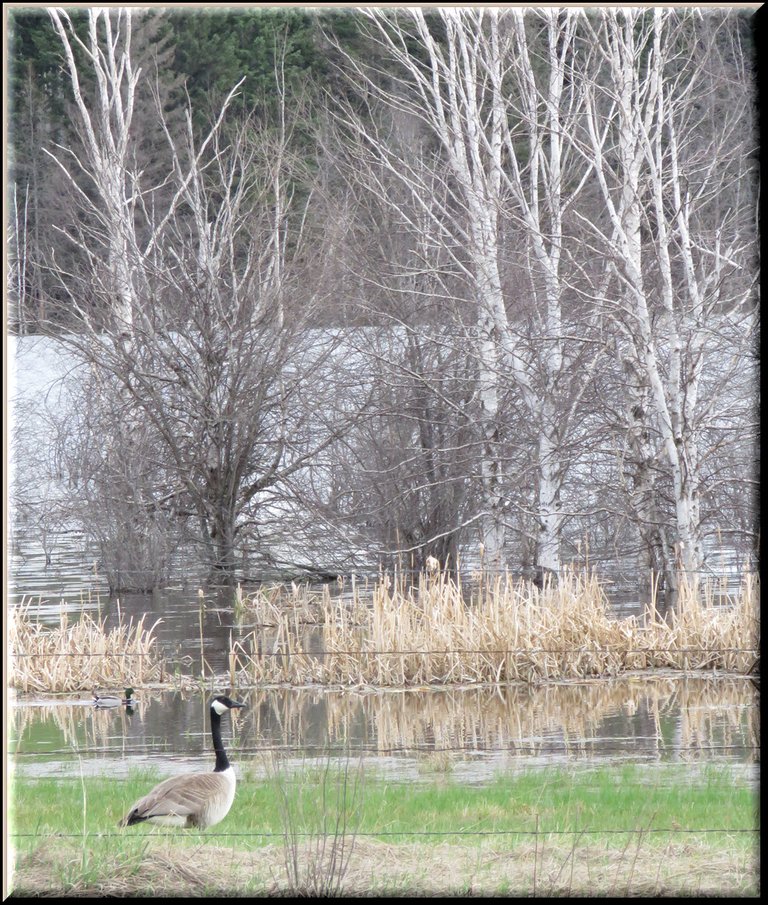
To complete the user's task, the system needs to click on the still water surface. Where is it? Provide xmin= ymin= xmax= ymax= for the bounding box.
xmin=10 ymin=678 xmax=758 ymax=788
xmin=9 ymin=531 xmax=758 ymax=787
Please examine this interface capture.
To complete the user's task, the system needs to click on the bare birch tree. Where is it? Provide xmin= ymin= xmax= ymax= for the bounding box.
xmin=45 ymin=8 xmax=362 ymax=585
xmin=577 ymin=8 xmax=757 ymax=609
xmin=328 ymin=9 xmax=603 ymax=577
xmin=47 ymin=8 xmax=142 ymax=333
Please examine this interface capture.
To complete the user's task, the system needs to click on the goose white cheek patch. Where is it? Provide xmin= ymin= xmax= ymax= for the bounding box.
xmin=212 ymin=700 xmax=229 ymax=715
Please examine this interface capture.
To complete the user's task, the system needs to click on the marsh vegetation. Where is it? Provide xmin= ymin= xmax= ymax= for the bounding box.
xmin=233 ymin=571 xmax=758 ymax=686
xmin=10 ymin=599 xmax=164 ymax=692
xmin=7 ymin=7 xmax=760 ymax=897
xmin=10 ymin=570 xmax=756 ymax=692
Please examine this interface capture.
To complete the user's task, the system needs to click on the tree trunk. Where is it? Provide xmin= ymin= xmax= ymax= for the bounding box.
xmin=536 ymin=420 xmax=562 ymax=578
xmin=210 ymin=508 xmax=238 ymax=580
xmin=476 ymin=320 xmax=505 ymax=572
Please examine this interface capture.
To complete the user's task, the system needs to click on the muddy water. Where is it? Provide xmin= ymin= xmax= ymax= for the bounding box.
xmin=9 ymin=677 xmax=759 ymax=787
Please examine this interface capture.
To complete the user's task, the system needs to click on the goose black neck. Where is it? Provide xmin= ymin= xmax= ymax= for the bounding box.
xmin=210 ymin=707 xmax=230 ymax=772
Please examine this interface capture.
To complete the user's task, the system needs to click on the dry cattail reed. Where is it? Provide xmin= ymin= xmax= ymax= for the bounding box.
xmin=230 ymin=569 xmax=758 ymax=687
xmin=9 ymin=598 xmax=164 ymax=692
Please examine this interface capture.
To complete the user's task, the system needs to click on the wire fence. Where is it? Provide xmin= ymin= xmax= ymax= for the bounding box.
xmin=9 ymin=563 xmax=760 ymax=580
xmin=8 ymin=827 xmax=758 ymax=840
xmin=8 ymin=742 xmax=761 ymax=759
xmin=9 ymin=646 xmax=761 ymax=657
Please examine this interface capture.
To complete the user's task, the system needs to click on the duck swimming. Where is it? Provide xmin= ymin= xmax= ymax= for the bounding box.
xmin=93 ymin=687 xmax=135 ymax=708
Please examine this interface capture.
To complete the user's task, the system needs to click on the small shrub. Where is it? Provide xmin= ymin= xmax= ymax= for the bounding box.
xmin=268 ymin=750 xmax=365 ymax=897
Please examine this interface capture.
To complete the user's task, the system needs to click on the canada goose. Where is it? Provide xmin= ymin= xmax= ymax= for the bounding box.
xmin=120 ymin=695 xmax=245 ymax=829
xmin=94 ymin=687 xmax=135 ymax=708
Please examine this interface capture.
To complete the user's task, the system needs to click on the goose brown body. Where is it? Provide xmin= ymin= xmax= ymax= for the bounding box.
xmin=120 ymin=695 xmax=244 ymax=830
xmin=121 ymin=768 xmax=237 ymax=828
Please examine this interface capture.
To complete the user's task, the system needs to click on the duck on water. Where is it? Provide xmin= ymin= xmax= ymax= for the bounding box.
xmin=93 ymin=687 xmax=135 ymax=709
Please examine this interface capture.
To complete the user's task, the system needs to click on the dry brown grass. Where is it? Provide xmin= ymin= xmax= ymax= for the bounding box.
xmin=10 ymin=835 xmax=758 ymax=897
xmin=230 ymin=570 xmax=759 ymax=686
xmin=9 ymin=571 xmax=757 ymax=693
xmin=239 ymin=581 xmax=326 ymax=625
xmin=9 ymin=598 xmax=165 ymax=692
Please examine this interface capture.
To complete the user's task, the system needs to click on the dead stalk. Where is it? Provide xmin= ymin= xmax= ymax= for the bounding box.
xmin=9 ymin=598 xmax=163 ymax=692
xmin=232 ymin=571 xmax=757 ymax=687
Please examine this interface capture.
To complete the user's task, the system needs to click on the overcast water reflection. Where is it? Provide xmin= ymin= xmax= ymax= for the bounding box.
xmin=10 ymin=677 xmax=758 ymax=789
xmin=10 ymin=529 xmax=758 ymax=788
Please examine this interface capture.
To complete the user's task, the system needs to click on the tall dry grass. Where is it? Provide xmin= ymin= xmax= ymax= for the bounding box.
xmin=9 ymin=599 xmax=164 ymax=692
xmin=232 ymin=570 xmax=758 ymax=686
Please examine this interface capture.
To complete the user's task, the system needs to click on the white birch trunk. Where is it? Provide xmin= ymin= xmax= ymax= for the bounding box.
xmin=537 ymin=402 xmax=562 ymax=576
xmin=473 ymin=202 xmax=520 ymax=570
xmin=48 ymin=9 xmax=141 ymax=333
xmin=500 ymin=10 xmax=581 ymax=578
xmin=582 ymin=9 xmax=716 ymax=605
xmin=414 ymin=9 xmax=516 ymax=570
xmin=46 ymin=10 xmax=140 ymax=333
xmin=338 ymin=10 xmax=596 ymax=577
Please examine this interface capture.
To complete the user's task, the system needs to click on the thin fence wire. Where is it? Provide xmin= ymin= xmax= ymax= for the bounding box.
xmin=10 ymin=565 xmax=759 ymax=579
xmin=8 ymin=742 xmax=761 ymax=759
xmin=8 ymin=766 xmax=760 ymax=783
xmin=9 ymin=646 xmax=760 ymax=658
xmin=8 ymin=828 xmax=758 ymax=840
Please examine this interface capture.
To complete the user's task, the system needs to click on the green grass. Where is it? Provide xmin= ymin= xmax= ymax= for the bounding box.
xmin=9 ymin=763 xmax=756 ymax=850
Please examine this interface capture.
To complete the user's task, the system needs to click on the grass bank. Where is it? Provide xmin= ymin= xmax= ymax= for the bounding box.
xmin=11 ymin=763 xmax=755 ymax=844
xmin=9 ymin=765 xmax=757 ymax=895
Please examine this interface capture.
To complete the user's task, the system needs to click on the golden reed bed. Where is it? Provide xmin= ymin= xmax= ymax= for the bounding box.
xmin=9 ymin=601 xmax=164 ymax=692
xmin=231 ymin=570 xmax=759 ymax=686
xmin=9 ymin=571 xmax=758 ymax=691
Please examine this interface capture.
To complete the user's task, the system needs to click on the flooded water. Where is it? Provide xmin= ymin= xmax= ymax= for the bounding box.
xmin=12 ymin=517 xmax=752 ymax=599
xmin=9 ymin=524 xmax=758 ymax=788
xmin=9 ymin=524 xmax=755 ymax=677
xmin=9 ymin=677 xmax=759 ymax=788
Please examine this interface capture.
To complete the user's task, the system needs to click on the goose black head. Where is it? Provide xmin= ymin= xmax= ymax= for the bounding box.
xmin=210 ymin=695 xmax=245 ymax=715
